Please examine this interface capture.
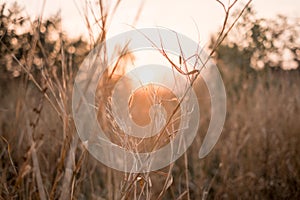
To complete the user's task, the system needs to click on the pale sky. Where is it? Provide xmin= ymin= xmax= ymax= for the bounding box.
xmin=4 ymin=0 xmax=300 ymax=46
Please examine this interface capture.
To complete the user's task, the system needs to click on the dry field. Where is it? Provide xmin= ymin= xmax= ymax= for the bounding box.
xmin=0 ymin=1 xmax=299 ymax=199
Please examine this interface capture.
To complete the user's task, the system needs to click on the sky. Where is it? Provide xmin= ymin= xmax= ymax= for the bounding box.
xmin=4 ymin=0 xmax=300 ymax=47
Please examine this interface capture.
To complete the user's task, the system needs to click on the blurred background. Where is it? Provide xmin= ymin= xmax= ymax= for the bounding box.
xmin=0 ymin=0 xmax=299 ymax=199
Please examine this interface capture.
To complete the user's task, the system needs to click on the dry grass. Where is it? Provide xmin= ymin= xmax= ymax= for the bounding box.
xmin=1 ymin=0 xmax=300 ymax=199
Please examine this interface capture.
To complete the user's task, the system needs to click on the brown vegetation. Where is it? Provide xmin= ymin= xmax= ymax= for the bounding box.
xmin=0 ymin=1 xmax=299 ymax=199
